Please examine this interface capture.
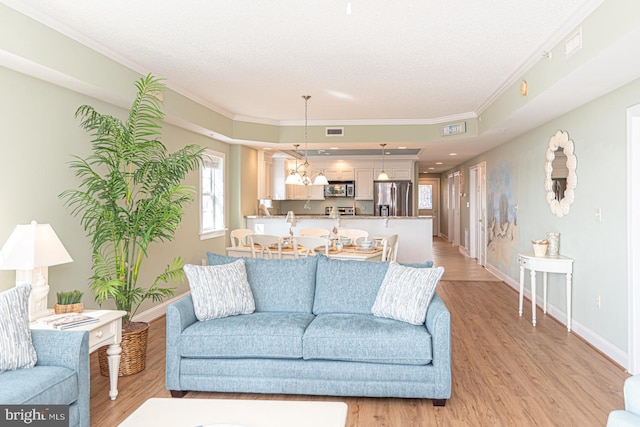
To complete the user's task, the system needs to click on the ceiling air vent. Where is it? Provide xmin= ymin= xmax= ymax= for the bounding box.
xmin=325 ymin=127 xmax=344 ymax=137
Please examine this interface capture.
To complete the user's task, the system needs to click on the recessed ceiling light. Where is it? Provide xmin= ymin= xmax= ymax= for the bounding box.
xmin=428 ymin=167 xmax=435 ymax=170
xmin=264 ymin=147 xmax=272 ymax=150
xmin=398 ymin=146 xmax=407 ymax=149
xmin=449 ymin=153 xmax=458 ymax=156
xmin=330 ymin=147 xmax=339 ymax=150
xmin=435 ymin=162 xmax=443 ymax=165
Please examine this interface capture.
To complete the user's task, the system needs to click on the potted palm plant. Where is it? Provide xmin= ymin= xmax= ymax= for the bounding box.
xmin=60 ymin=73 xmax=203 ymax=376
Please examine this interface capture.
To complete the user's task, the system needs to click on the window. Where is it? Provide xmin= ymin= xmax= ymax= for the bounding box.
xmin=418 ymin=184 xmax=433 ymax=210
xmin=200 ymin=150 xmax=225 ymax=239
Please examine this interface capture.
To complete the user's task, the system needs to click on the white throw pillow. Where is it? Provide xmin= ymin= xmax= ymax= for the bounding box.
xmin=184 ymin=260 xmax=255 ymax=321
xmin=0 ymin=284 xmax=37 ymax=372
xmin=371 ymin=262 xmax=445 ymax=325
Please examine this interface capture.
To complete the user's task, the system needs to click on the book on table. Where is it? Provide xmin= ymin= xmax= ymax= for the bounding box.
xmin=38 ymin=313 xmax=99 ymax=330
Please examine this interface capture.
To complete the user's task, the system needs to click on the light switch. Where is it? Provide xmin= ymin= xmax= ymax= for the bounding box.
xmin=595 ymin=208 xmax=602 ymax=222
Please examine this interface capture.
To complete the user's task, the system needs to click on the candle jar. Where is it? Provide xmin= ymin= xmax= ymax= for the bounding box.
xmin=547 ymin=232 xmax=560 ymax=256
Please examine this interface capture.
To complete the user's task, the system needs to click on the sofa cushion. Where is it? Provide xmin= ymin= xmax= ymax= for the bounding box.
xmin=372 ymin=263 xmax=445 ymax=325
xmin=0 ymin=284 xmax=37 ymax=372
xmin=0 ymin=365 xmax=78 ymax=404
xmin=184 ymin=261 xmax=255 ymax=321
xmin=207 ymin=252 xmax=317 ymax=313
xmin=180 ymin=312 xmax=315 ymax=359
xmin=313 ymin=256 xmax=390 ymax=315
xmin=303 ymin=313 xmax=432 ymax=365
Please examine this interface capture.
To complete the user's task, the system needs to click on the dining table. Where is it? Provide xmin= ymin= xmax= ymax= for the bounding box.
xmin=225 ymin=243 xmax=383 ymax=261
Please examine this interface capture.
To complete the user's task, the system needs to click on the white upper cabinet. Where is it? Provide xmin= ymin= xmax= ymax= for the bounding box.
xmin=286 ymin=183 xmax=325 ymax=200
xmin=272 ymin=157 xmax=287 ymax=200
xmin=324 ymin=168 xmax=354 ymax=181
xmin=272 ymin=158 xmax=414 ymax=200
xmin=257 ymin=150 xmax=273 ymax=199
xmin=354 ymin=168 xmax=374 ymax=200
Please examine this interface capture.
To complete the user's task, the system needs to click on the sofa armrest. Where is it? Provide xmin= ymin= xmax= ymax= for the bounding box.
xmin=166 ymin=294 xmax=198 ymax=391
xmin=424 ymin=292 xmax=451 ymax=399
xmin=624 ymin=375 xmax=640 ymax=415
xmin=31 ymin=330 xmax=90 ymax=427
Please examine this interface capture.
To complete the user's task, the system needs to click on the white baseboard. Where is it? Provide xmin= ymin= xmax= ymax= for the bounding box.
xmin=459 ymin=246 xmax=470 ymax=258
xmin=131 ymin=291 xmax=190 ymax=324
xmin=488 ymin=262 xmax=628 ymax=368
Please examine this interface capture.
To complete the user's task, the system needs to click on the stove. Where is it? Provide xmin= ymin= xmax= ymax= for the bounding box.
xmin=325 ymin=206 xmax=355 ymax=216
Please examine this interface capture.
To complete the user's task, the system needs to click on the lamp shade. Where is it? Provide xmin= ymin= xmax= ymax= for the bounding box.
xmin=377 ymin=170 xmax=390 ymax=181
xmin=313 ymin=172 xmax=329 ymax=186
xmin=0 ymin=221 xmax=73 ymax=270
xmin=285 ymin=211 xmax=297 ymax=225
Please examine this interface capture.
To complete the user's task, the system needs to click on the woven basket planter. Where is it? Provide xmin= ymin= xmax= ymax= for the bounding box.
xmin=98 ymin=322 xmax=149 ymax=377
xmin=54 ymin=302 xmax=83 ymax=314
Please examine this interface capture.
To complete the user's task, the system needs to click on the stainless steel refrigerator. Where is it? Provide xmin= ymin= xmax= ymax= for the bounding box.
xmin=374 ymin=180 xmax=413 ymax=216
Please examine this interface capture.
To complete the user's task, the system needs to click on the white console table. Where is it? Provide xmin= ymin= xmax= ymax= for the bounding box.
xmin=517 ymin=253 xmax=574 ymax=331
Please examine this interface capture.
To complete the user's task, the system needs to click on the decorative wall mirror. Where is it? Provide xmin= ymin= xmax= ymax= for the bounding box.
xmin=544 ymin=130 xmax=577 ymax=218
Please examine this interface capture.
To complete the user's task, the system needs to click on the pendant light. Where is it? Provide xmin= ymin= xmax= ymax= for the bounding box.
xmin=377 ymin=143 xmax=390 ymax=180
xmin=298 ymin=96 xmax=312 ymax=186
xmin=285 ymin=96 xmax=328 ymax=186
xmin=299 ymin=95 xmax=329 ymax=186
xmin=285 ymin=144 xmax=303 ymax=185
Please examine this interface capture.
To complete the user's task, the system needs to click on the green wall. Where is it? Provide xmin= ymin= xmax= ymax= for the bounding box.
xmin=449 ymin=77 xmax=640 ymax=352
xmin=0 ymin=65 xmax=238 ymax=314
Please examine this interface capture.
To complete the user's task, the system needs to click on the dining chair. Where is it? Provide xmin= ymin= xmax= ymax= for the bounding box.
xmin=380 ymin=234 xmax=399 ymax=262
xmin=338 ymin=229 xmax=369 ymax=245
xmin=248 ymin=235 xmax=283 ymax=259
xmin=299 ymin=228 xmax=331 ymax=238
xmin=292 ymin=236 xmax=330 ymax=258
xmin=230 ymin=228 xmax=254 ymax=247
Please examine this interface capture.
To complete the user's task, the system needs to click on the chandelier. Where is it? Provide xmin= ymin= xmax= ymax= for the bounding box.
xmin=284 ymin=95 xmax=328 ymax=186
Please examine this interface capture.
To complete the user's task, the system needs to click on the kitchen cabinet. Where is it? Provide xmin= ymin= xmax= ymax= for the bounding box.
xmin=354 ymin=168 xmax=374 ymax=200
xmin=286 ymin=183 xmax=325 ymax=200
xmin=324 ymin=168 xmax=354 ymax=181
xmin=257 ymin=150 xmax=273 ymax=199
xmin=272 ymin=157 xmax=287 ymax=200
xmin=272 ymin=159 xmax=413 ymax=200
xmin=374 ymin=168 xmax=412 ymax=180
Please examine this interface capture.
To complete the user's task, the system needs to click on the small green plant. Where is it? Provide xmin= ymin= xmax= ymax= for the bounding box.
xmin=56 ymin=290 xmax=84 ymax=305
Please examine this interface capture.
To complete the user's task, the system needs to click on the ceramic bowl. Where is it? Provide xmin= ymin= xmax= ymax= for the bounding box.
xmin=340 ymin=237 xmax=351 ymax=246
xmin=359 ymin=240 xmax=374 ymax=249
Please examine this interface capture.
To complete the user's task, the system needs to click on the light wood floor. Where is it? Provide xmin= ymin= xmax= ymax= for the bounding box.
xmin=90 ymin=237 xmax=629 ymax=426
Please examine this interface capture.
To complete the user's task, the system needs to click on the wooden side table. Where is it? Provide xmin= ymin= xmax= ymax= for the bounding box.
xmin=31 ymin=309 xmax=127 ymax=400
xmin=517 ymin=253 xmax=574 ymax=331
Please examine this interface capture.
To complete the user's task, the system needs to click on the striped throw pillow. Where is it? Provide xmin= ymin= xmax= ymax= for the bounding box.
xmin=0 ymin=284 xmax=37 ymax=372
xmin=371 ymin=262 xmax=445 ymax=325
xmin=184 ymin=260 xmax=255 ymax=321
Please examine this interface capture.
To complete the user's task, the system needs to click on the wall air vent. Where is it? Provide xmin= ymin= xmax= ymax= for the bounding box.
xmin=325 ymin=127 xmax=344 ymax=137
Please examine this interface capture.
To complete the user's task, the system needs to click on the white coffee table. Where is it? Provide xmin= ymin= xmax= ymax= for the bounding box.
xmin=118 ymin=398 xmax=348 ymax=427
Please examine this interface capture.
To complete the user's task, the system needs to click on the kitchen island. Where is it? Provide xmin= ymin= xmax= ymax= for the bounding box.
xmin=245 ymin=215 xmax=433 ymax=263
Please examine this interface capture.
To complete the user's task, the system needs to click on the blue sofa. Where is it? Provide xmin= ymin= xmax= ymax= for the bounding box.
xmin=0 ymin=330 xmax=90 ymax=427
xmin=166 ymin=254 xmax=451 ymax=406
xmin=607 ymin=374 xmax=640 ymax=426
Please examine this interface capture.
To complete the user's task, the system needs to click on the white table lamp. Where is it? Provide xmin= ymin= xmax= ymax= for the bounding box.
xmin=0 ymin=221 xmax=73 ymax=320
xmin=285 ymin=211 xmax=297 ymax=237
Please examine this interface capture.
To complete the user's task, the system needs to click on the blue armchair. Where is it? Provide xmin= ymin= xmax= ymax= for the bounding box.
xmin=0 ymin=330 xmax=90 ymax=427
xmin=607 ymin=374 xmax=640 ymax=427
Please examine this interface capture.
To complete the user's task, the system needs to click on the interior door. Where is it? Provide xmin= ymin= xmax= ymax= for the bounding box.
xmin=418 ymin=178 xmax=440 ymax=237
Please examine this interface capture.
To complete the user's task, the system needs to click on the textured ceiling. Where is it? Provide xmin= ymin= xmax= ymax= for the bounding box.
xmin=6 ymin=0 xmax=598 ymax=123
xmin=3 ymin=0 xmax=617 ymax=172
